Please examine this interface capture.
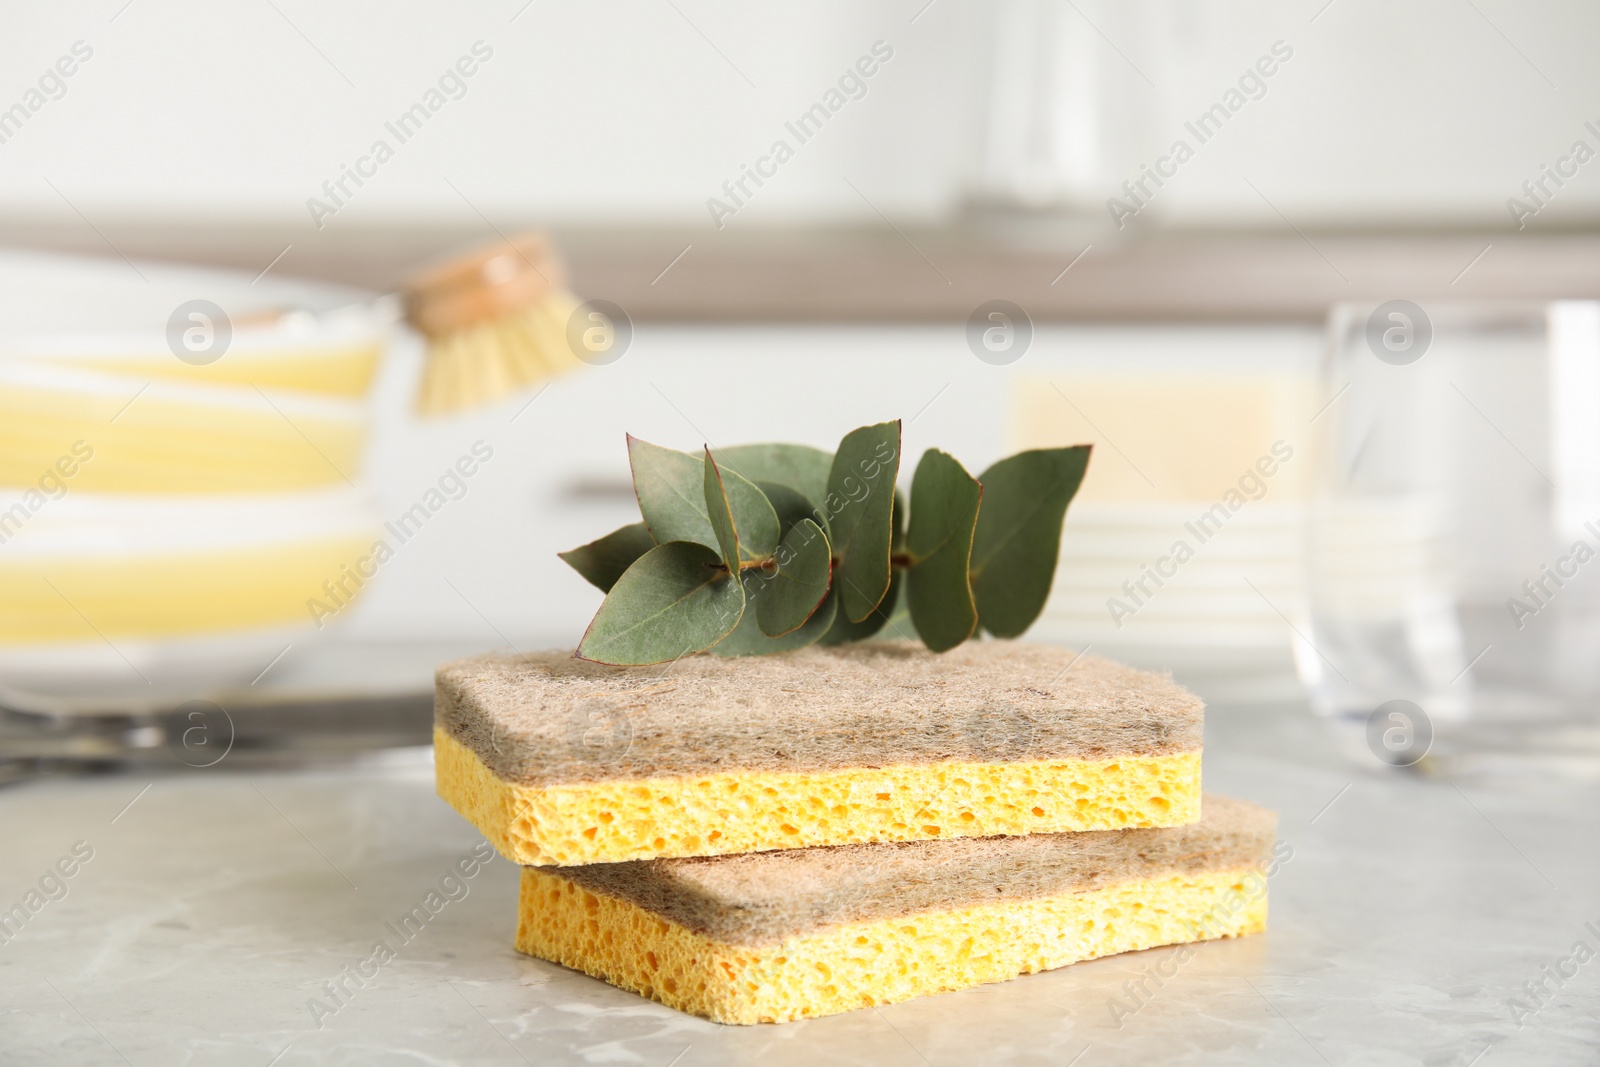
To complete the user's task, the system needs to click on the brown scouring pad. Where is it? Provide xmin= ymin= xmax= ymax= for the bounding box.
xmin=516 ymin=796 xmax=1277 ymax=1023
xmin=435 ymin=640 xmax=1204 ymax=865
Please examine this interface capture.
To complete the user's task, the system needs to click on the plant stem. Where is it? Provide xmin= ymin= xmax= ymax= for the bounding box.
xmin=722 ymin=553 xmax=913 ymax=575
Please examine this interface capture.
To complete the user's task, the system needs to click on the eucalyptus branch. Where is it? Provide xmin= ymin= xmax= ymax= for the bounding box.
xmin=558 ymin=423 xmax=1092 ymax=665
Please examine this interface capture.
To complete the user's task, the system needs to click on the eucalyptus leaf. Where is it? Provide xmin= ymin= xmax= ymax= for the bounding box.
xmin=713 ymin=574 xmax=836 ymax=655
xmin=719 ymin=457 xmax=781 ymax=560
xmin=702 ymin=448 xmax=782 ymax=564
xmin=826 ymin=420 xmax=901 ymax=623
xmin=703 ymin=449 xmax=742 ymax=572
xmin=576 ymin=541 xmax=744 ymax=665
xmin=904 ymin=449 xmax=982 ymax=652
xmin=753 ymin=518 xmax=832 ymax=637
xmin=757 ymin=481 xmax=825 ymax=538
xmin=557 ymin=522 xmax=656 ymax=592
xmin=628 ymin=436 xmax=716 ymax=548
xmin=970 ymin=445 xmax=1092 ymax=638
xmin=719 ymin=443 xmax=833 ymax=506
xmin=880 ymin=584 xmax=919 ymax=642
xmin=818 ymin=570 xmax=901 ymax=645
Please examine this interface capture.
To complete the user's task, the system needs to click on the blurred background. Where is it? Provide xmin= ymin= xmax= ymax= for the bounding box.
xmin=5 ymin=0 xmax=1600 ymax=778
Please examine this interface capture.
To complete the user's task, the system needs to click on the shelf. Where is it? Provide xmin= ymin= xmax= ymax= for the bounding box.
xmin=4 ymin=219 xmax=1599 ymax=323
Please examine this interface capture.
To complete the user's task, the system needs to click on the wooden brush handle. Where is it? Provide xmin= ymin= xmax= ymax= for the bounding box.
xmin=403 ymin=231 xmax=568 ymax=338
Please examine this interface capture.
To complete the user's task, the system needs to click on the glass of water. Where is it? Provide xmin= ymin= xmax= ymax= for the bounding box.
xmin=1304 ymin=300 xmax=1600 ymax=779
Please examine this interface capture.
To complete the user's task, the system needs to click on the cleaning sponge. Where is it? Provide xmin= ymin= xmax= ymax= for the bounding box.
xmin=515 ymin=795 xmax=1276 ymax=1023
xmin=436 ymin=640 xmax=1204 ymax=865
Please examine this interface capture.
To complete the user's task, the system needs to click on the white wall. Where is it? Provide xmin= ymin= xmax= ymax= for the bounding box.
xmin=1 ymin=1 xmax=1598 ymax=232
xmin=0 ymin=1 xmax=981 ymax=227
xmin=1118 ymin=0 xmax=1600 ymax=227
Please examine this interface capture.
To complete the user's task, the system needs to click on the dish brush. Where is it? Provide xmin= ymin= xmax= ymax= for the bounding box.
xmin=404 ymin=232 xmax=584 ymax=416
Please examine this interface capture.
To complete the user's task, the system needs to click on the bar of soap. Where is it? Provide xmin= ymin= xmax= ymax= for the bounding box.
xmin=515 ymin=795 xmax=1275 ymax=1023
xmin=435 ymin=641 xmax=1203 ymax=866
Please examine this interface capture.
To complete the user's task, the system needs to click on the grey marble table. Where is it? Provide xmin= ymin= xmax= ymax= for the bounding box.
xmin=2 ymin=701 xmax=1597 ymax=1067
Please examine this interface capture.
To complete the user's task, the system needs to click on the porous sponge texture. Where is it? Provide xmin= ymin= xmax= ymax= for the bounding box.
xmin=516 ymin=864 xmax=1268 ymax=1024
xmin=554 ymin=795 xmax=1273 ymax=945
xmin=436 ymin=726 xmax=1201 ymax=866
xmin=436 ymin=641 xmax=1204 ymax=788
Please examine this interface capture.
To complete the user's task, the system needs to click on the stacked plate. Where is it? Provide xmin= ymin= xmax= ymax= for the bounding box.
xmin=0 ymin=251 xmax=388 ymax=714
xmin=1031 ymin=500 xmax=1307 ymax=688
xmin=1006 ymin=369 xmax=1318 ymax=692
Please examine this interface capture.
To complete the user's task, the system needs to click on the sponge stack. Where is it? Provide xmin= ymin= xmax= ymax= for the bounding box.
xmin=435 ymin=641 xmax=1204 ymax=866
xmin=434 ymin=641 xmax=1273 ymax=1023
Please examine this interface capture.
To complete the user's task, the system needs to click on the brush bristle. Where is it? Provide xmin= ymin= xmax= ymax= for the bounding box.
xmin=415 ymin=290 xmax=584 ymax=416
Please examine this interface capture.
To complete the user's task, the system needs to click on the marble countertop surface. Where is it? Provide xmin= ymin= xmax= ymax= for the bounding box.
xmin=2 ymin=701 xmax=1598 ymax=1067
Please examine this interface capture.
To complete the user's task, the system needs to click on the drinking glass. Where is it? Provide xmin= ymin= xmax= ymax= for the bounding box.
xmin=1305 ymin=300 xmax=1600 ymax=779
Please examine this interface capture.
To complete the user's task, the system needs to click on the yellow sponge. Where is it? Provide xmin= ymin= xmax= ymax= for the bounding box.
xmin=437 ymin=727 xmax=1198 ymax=866
xmin=436 ymin=641 xmax=1204 ymax=865
xmin=515 ymin=796 xmax=1276 ymax=1023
